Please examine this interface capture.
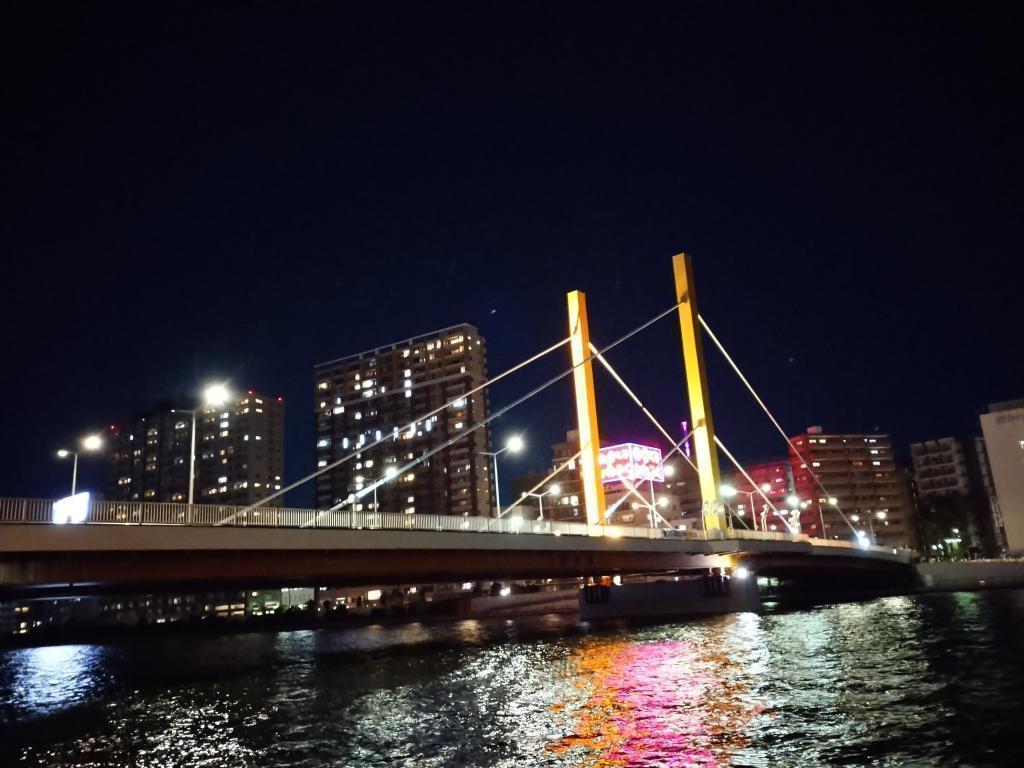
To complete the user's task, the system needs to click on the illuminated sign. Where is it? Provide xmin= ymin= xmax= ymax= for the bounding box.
xmin=52 ymin=492 xmax=90 ymax=524
xmin=598 ymin=443 xmax=664 ymax=484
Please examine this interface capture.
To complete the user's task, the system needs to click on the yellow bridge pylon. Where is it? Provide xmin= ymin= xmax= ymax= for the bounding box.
xmin=566 ymin=253 xmax=727 ymax=532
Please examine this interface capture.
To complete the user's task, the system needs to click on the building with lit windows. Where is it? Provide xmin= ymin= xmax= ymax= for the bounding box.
xmin=313 ymin=324 xmax=491 ymax=516
xmin=788 ymin=427 xmax=915 ymax=548
xmin=196 ymin=391 xmax=284 ymax=506
xmin=980 ymin=400 xmax=1024 ymax=554
xmin=720 ymin=460 xmax=795 ymax=531
xmin=105 ymin=391 xmax=284 ymax=506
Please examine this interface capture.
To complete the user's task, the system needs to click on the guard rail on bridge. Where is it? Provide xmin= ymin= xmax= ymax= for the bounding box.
xmin=0 ymin=497 xmax=902 ymax=558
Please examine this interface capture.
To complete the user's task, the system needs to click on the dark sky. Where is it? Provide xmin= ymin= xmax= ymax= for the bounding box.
xmin=3 ymin=2 xmax=1022 ymax=506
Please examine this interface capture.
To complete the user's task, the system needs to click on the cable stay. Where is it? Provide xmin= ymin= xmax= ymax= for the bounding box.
xmin=226 ymin=298 xmax=689 ymax=527
xmin=697 ymin=313 xmax=857 ymax=536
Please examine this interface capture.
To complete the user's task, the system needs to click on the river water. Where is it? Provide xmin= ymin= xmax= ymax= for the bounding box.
xmin=2 ymin=590 xmax=1023 ymax=767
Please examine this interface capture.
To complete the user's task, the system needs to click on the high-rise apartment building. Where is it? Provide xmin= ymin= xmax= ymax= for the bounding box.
xmin=788 ymin=427 xmax=915 ymax=548
xmin=979 ymin=399 xmax=1024 ymax=554
xmin=910 ymin=438 xmax=970 ymax=499
xmin=909 ymin=434 xmax=1007 ymax=556
xmin=313 ymin=324 xmax=491 ymax=516
xmin=105 ymin=391 xmax=284 ymax=506
xmin=196 ymin=391 xmax=284 ymax=506
xmin=105 ymin=404 xmax=192 ymax=503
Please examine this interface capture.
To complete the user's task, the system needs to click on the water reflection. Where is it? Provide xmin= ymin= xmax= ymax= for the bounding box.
xmin=3 ymin=593 xmax=1024 ymax=766
xmin=550 ymin=617 xmax=764 ymax=767
xmin=1 ymin=644 xmax=107 ymax=719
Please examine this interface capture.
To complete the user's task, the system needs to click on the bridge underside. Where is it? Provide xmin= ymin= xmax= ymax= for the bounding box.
xmin=0 ymin=525 xmax=913 ymax=598
xmin=0 ymin=548 xmax=733 ymax=597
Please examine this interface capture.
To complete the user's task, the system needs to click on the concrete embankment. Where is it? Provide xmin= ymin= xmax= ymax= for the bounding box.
xmin=914 ymin=561 xmax=1024 ymax=592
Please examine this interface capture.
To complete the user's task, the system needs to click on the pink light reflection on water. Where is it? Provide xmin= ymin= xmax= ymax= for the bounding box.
xmin=550 ymin=639 xmax=760 ymax=767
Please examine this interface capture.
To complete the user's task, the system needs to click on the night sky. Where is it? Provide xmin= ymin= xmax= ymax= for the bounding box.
xmin=3 ymin=2 xmax=1022 ymax=506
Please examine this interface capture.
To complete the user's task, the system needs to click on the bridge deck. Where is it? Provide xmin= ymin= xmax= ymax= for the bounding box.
xmin=0 ymin=498 xmax=912 ymax=593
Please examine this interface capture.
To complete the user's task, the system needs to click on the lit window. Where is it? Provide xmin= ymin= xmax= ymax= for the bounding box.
xmin=218 ymin=476 xmax=227 ymax=483
xmin=317 ymin=381 xmax=329 ymax=390
xmin=317 ymin=438 xmax=330 ymax=448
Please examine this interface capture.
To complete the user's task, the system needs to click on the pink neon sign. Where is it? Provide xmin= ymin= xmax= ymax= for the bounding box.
xmin=598 ymin=443 xmax=664 ymax=484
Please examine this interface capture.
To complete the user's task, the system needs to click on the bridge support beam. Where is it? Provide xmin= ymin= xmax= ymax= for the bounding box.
xmin=672 ymin=253 xmax=727 ymax=532
xmin=567 ymin=290 xmax=607 ymax=527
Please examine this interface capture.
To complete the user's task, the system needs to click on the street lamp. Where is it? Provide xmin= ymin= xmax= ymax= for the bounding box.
xmin=527 ymin=483 xmax=560 ymax=520
xmin=55 ymin=434 xmax=104 ymax=495
xmin=482 ymin=435 xmax=524 ymax=517
xmin=178 ymin=383 xmax=233 ymax=505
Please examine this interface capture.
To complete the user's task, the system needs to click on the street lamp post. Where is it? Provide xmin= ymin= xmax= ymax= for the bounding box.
xmin=482 ymin=435 xmax=524 ymax=517
xmin=527 ymin=483 xmax=560 ymax=521
xmin=56 ymin=434 xmax=104 ymax=496
xmin=179 ymin=383 xmax=232 ymax=505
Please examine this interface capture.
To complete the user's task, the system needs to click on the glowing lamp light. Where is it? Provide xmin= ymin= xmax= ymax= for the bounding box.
xmin=760 ymin=483 xmax=772 ymax=493
xmin=56 ymin=449 xmax=70 ymax=459
xmin=734 ymin=566 xmax=750 ymax=580
xmin=81 ymin=434 xmax=103 ymax=452
xmin=856 ymin=531 xmax=870 ymax=548
xmin=549 ymin=483 xmax=561 ymax=495
xmin=786 ymin=495 xmax=800 ymax=509
xmin=506 ymin=435 xmax=524 ymax=453
xmin=384 ymin=466 xmax=399 ymax=479
xmin=203 ymin=383 xmax=231 ymax=407
xmin=719 ymin=484 xmax=738 ymax=498
xmin=828 ymin=497 xmax=839 ymax=506
xmin=663 ymin=464 xmax=676 ymax=478
xmin=53 ymin=492 xmax=89 ymax=525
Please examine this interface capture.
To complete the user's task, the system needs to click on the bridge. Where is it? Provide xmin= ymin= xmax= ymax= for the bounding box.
xmin=0 ymin=496 xmax=910 ymax=598
xmin=1 ymin=254 xmax=916 ymax=608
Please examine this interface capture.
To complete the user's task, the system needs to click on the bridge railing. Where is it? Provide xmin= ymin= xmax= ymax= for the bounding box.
xmin=0 ymin=497 xmax=896 ymax=556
